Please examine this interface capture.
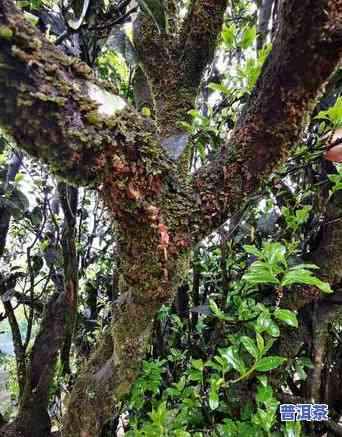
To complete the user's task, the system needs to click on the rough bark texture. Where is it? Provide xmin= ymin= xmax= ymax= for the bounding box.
xmin=0 ymin=151 xmax=26 ymax=394
xmin=257 ymin=0 xmax=274 ymax=50
xmin=0 ymin=150 xmax=23 ymax=256
xmin=193 ymin=0 xmax=342 ymax=235
xmin=0 ymin=0 xmax=342 ymax=435
xmin=133 ymin=0 xmax=228 ymax=166
xmin=58 ymin=183 xmax=79 ymax=376
xmin=9 ymin=292 xmax=70 ymax=436
xmin=2 ymin=300 xmax=26 ymax=395
xmin=133 ymin=0 xmax=228 ymax=108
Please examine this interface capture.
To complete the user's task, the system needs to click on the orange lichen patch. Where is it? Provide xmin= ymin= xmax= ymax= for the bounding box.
xmin=66 ymin=279 xmax=76 ymax=308
xmin=157 ymin=222 xmax=170 ymax=263
xmin=127 ymin=183 xmax=142 ymax=201
xmin=158 ymin=223 xmax=170 ymax=249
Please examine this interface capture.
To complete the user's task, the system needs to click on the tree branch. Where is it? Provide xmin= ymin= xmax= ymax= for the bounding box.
xmin=58 ymin=183 xmax=79 ymax=375
xmin=191 ymin=0 xmax=342 ymax=240
xmin=180 ymin=0 xmax=228 ymax=87
xmin=133 ymin=0 xmax=228 ymax=155
xmin=0 ymin=150 xmax=23 ymax=256
xmin=257 ymin=0 xmax=274 ymax=51
xmin=0 ymin=0 xmax=159 ymax=186
xmin=1 ymin=1 xmax=342 ymax=435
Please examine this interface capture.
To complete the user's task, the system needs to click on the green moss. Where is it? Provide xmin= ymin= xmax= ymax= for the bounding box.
xmin=29 ymin=37 xmax=42 ymax=50
xmin=85 ymin=111 xmax=104 ymax=126
xmin=34 ymin=92 xmax=66 ymax=106
xmin=103 ymin=116 xmax=117 ymax=129
xmin=67 ymin=128 xmax=90 ymax=144
xmin=0 ymin=26 xmax=13 ymax=40
xmin=72 ymin=61 xmax=92 ymax=78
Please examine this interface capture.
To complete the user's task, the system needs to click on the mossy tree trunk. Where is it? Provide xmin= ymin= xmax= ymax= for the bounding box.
xmin=0 ymin=0 xmax=342 ymax=435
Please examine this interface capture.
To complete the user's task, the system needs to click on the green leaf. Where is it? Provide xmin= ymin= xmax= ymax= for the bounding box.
xmin=255 ymin=356 xmax=286 ymax=372
xmin=208 ymin=83 xmax=230 ymax=95
xmin=296 ymin=206 xmax=312 ymax=224
xmin=241 ymin=336 xmax=259 ymax=359
xmin=14 ymin=173 xmax=24 ymax=183
xmin=191 ymin=359 xmax=204 ymax=371
xmin=222 ymin=25 xmax=236 ymax=48
xmin=187 ymin=369 xmax=202 ymax=382
xmin=243 ymin=244 xmax=261 ymax=257
xmin=220 ymin=347 xmax=246 ymax=375
xmin=265 ymin=320 xmax=280 ymax=338
xmin=257 ymin=375 xmax=268 ymax=387
xmin=282 ymin=206 xmax=312 ymax=230
xmin=283 ymin=420 xmax=302 ymax=437
xmin=255 ymin=312 xmax=272 ymax=334
xmin=315 ymin=96 xmax=342 ymax=127
xmin=206 ymin=359 xmax=225 ymax=373
xmin=28 ymin=206 xmax=43 ymax=226
xmin=264 ymin=338 xmax=276 ymax=354
xmin=209 ymin=387 xmax=219 ymax=411
xmin=256 ymin=385 xmax=273 ymax=404
xmin=141 ymin=106 xmax=151 ymax=117
xmin=252 ymin=406 xmax=276 ymax=432
xmin=209 ymin=378 xmax=222 ymax=411
xmin=262 ymin=242 xmax=286 ymax=265
xmin=274 ymin=309 xmax=298 ymax=328
xmin=23 ymin=11 xmax=39 ymax=25
xmin=291 ymin=263 xmax=319 ymax=270
xmin=256 ymin=334 xmax=265 ymax=353
xmin=240 ymin=26 xmax=256 ymax=49
xmin=216 ymin=419 xmax=238 ymax=436
xmin=209 ymin=299 xmax=225 ymax=320
xmin=242 ymin=261 xmax=280 ymax=285
xmin=282 ymin=267 xmax=333 ymax=293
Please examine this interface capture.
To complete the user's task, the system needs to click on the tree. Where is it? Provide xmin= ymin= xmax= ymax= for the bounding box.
xmin=0 ymin=0 xmax=342 ymax=435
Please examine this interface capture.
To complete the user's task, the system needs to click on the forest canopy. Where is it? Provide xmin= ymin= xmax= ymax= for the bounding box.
xmin=0 ymin=0 xmax=342 ymax=436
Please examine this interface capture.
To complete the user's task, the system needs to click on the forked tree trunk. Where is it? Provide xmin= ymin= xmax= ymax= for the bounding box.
xmin=0 ymin=0 xmax=341 ymax=435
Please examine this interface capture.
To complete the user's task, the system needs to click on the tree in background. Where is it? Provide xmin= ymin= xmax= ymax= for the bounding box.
xmin=0 ymin=0 xmax=342 ymax=436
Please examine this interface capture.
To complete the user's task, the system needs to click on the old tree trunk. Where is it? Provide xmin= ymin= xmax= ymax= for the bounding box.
xmin=0 ymin=0 xmax=342 ymax=435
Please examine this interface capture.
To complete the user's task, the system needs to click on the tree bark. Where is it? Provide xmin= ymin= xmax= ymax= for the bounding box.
xmin=0 ymin=150 xmax=25 ymax=393
xmin=0 ymin=150 xmax=23 ymax=256
xmin=257 ymin=0 xmax=274 ymax=50
xmin=58 ymin=183 xmax=79 ymax=376
xmin=0 ymin=0 xmax=342 ymax=435
xmin=8 ymin=291 xmax=71 ymax=437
